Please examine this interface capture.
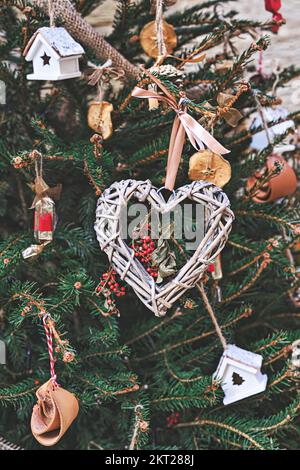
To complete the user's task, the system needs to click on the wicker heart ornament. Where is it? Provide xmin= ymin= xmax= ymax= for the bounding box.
xmin=94 ymin=179 xmax=234 ymax=316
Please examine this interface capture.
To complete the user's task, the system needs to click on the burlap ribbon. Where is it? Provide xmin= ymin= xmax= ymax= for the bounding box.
xmin=132 ymin=68 xmax=229 ymax=190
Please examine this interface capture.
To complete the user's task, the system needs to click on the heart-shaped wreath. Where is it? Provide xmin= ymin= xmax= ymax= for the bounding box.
xmin=94 ymin=179 xmax=234 ymax=316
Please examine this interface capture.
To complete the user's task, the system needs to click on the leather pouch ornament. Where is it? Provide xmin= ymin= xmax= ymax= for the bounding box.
xmin=246 ymin=155 xmax=297 ymax=203
xmin=31 ymin=380 xmax=79 ymax=446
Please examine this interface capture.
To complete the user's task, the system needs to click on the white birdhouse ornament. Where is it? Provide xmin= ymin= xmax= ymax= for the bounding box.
xmin=24 ymin=27 xmax=84 ymax=81
xmin=213 ymin=344 xmax=268 ymax=405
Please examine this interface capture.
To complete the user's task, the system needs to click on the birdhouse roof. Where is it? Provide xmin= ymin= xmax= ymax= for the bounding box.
xmin=214 ymin=344 xmax=263 ymax=379
xmin=24 ymin=27 xmax=84 ymax=60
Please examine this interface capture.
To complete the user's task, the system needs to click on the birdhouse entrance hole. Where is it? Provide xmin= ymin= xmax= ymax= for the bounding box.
xmin=41 ymin=52 xmax=51 ymax=66
xmin=232 ymin=372 xmax=245 ymax=386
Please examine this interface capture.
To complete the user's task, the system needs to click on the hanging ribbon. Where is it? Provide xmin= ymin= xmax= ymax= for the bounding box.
xmin=265 ymin=0 xmax=284 ymax=33
xmin=132 ymin=67 xmax=229 ymax=190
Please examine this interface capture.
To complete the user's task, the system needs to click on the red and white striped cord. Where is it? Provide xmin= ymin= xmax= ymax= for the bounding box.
xmin=42 ymin=313 xmax=58 ymax=388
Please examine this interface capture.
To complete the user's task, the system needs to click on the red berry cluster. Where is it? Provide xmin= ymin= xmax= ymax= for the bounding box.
xmin=166 ymin=411 xmax=180 ymax=428
xmin=97 ymin=269 xmax=126 ymax=300
xmin=131 ymin=235 xmax=158 ymax=279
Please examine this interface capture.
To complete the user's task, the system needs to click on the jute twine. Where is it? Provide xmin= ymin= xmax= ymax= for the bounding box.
xmin=197 ymin=282 xmax=227 ymax=349
xmin=48 ymin=0 xmax=54 ymax=27
xmin=155 ymin=0 xmax=167 ymax=58
xmin=31 ymin=0 xmax=139 ymax=81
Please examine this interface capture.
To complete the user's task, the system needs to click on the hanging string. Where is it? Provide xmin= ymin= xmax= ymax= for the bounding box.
xmin=35 ymin=151 xmax=43 ymax=180
xmin=48 ymin=0 xmax=55 ymax=28
xmin=271 ymin=59 xmax=281 ymax=97
xmin=258 ymin=49 xmax=264 ymax=75
xmin=197 ymin=282 xmax=227 ymax=350
xmin=129 ymin=405 xmax=144 ymax=450
xmin=255 ymin=27 xmax=265 ymax=76
xmin=214 ymin=4 xmax=232 ymax=56
xmin=42 ymin=313 xmax=58 ymax=387
xmin=155 ymin=0 xmax=167 ymax=60
xmin=252 ymin=88 xmax=273 ymax=146
xmin=29 ymin=151 xmax=61 ymax=210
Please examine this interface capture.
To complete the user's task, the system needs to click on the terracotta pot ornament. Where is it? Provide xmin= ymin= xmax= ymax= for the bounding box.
xmin=246 ymin=154 xmax=297 ymax=203
xmin=31 ymin=380 xmax=79 ymax=447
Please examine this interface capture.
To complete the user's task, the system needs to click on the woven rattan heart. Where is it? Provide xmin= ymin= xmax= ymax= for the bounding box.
xmin=94 ymin=179 xmax=234 ymax=316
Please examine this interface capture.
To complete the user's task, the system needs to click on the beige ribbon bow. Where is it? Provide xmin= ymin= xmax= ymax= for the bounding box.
xmin=217 ymin=92 xmax=243 ymax=127
xmin=87 ymin=59 xmax=125 ymax=87
xmin=132 ymin=67 xmax=229 ymax=190
xmin=29 ymin=158 xmax=62 ymax=210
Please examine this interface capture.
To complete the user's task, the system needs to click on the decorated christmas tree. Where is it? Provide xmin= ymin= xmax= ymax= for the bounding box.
xmin=0 ymin=0 xmax=300 ymax=451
